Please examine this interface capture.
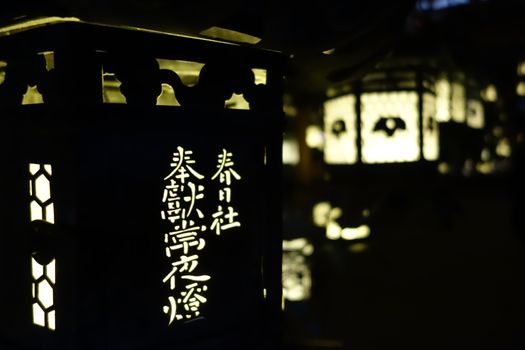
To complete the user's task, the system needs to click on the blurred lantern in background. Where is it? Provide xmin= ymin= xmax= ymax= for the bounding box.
xmin=322 ymin=62 xmax=488 ymax=175
xmin=324 ymin=65 xmax=440 ymax=165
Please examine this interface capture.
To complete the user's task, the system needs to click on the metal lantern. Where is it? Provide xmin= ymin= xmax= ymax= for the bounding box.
xmin=324 ymin=66 xmax=439 ymax=165
xmin=0 ymin=19 xmax=283 ymax=350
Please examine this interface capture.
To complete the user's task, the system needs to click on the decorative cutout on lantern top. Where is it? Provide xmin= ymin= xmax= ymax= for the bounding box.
xmin=323 ymin=94 xmax=358 ymax=164
xmin=361 ymin=91 xmax=419 ymax=163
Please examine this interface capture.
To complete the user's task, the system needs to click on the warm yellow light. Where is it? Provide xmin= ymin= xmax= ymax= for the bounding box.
xmin=252 ymin=69 xmax=267 ymax=85
xmin=349 ymin=243 xmax=368 ymax=253
xmin=35 ymin=174 xmax=51 ymax=202
xmin=436 ymin=78 xmax=451 ymax=122
xmin=518 ymin=61 xmax=525 ymax=76
xmin=481 ymin=148 xmax=491 ymax=162
xmin=466 ymin=99 xmax=485 ymax=129
xmin=482 ymin=84 xmax=497 ymax=102
xmin=32 ymin=304 xmax=46 ymax=328
xmin=32 ymin=257 xmax=44 ymax=280
xmin=326 ymin=221 xmax=342 ymax=240
xmin=496 ymin=138 xmax=511 ymax=158
xmin=22 ymin=86 xmax=44 ymax=105
xmin=48 ymin=311 xmax=56 ymax=331
xmin=283 ymin=238 xmax=313 ymax=302
xmin=517 ymin=82 xmax=525 ymax=96
xmin=324 ymin=94 xmax=358 ymax=164
xmin=362 ymin=209 xmax=370 ymax=218
xmin=30 ymin=201 xmax=43 ymax=221
xmin=438 ymin=162 xmax=450 ymax=174
xmin=451 ymin=82 xmax=466 ymax=123
xmin=361 ymin=91 xmax=419 ymax=163
xmin=305 ymin=125 xmax=324 ymax=149
xmin=423 ymin=93 xmax=439 ymax=161
xmin=340 ymin=225 xmax=370 ymax=241
xmin=42 ymin=52 xmax=54 ymax=71
xmin=0 ymin=17 xmax=80 ymax=35
xmin=283 ymin=137 xmax=300 ymax=165
xmin=47 ymin=259 xmax=56 ymax=284
xmin=477 ymin=161 xmax=494 ymax=174
xmin=312 ymin=201 xmax=333 ymax=227
xmin=199 ymin=26 xmax=261 ymax=44
xmin=322 ymin=48 xmax=336 ymax=55
xmin=38 ymin=279 xmax=54 ymax=309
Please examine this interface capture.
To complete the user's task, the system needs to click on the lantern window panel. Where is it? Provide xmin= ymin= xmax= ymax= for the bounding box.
xmin=282 ymin=238 xmax=313 ymax=302
xmin=323 ymin=94 xmax=358 ymax=164
xmin=451 ymin=82 xmax=466 ymax=123
xmin=361 ymin=91 xmax=420 ymax=163
xmin=423 ymin=92 xmax=439 ymax=161
xmin=467 ymin=99 xmax=485 ymax=129
xmin=436 ymin=78 xmax=451 ymax=122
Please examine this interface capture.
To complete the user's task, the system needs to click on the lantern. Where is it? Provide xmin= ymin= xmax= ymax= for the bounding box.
xmin=323 ymin=65 xmax=485 ymax=169
xmin=0 ymin=19 xmax=283 ymax=349
xmin=324 ymin=66 xmax=439 ymax=165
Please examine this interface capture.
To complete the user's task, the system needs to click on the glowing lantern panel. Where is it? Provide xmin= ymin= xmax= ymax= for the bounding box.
xmin=361 ymin=91 xmax=420 ymax=163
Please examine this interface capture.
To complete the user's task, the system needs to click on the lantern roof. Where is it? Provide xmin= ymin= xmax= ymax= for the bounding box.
xmin=0 ymin=17 xmax=282 ymax=67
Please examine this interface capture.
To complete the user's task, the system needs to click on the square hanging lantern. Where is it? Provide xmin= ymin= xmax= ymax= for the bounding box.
xmin=323 ymin=67 xmax=440 ymax=164
xmin=0 ymin=19 xmax=283 ymax=350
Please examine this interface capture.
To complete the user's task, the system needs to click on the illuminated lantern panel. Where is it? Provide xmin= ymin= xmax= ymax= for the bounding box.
xmin=451 ymin=82 xmax=466 ymax=123
xmin=436 ymin=78 xmax=451 ymax=122
xmin=361 ymin=91 xmax=419 ymax=163
xmin=467 ymin=99 xmax=485 ymax=129
xmin=29 ymin=163 xmax=56 ymax=331
xmin=282 ymin=238 xmax=313 ymax=302
xmin=323 ymin=94 xmax=357 ymax=164
xmin=423 ymin=93 xmax=439 ymax=161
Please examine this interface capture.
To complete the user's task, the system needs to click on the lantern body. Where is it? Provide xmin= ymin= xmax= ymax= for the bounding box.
xmin=323 ymin=68 xmax=439 ymax=164
xmin=0 ymin=20 xmax=283 ymax=350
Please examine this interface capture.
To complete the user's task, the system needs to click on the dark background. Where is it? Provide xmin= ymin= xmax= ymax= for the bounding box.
xmin=3 ymin=1 xmax=525 ymax=349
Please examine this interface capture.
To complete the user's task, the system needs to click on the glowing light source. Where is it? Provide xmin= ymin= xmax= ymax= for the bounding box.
xmin=451 ymin=82 xmax=466 ymax=123
xmin=517 ymin=82 xmax=525 ymax=96
xmin=323 ymin=94 xmax=357 ymax=164
xmin=466 ymin=99 xmax=485 ymax=129
xmin=496 ymin=138 xmax=511 ymax=158
xmin=29 ymin=164 xmax=56 ymax=331
xmin=517 ymin=61 xmax=525 ymax=76
xmin=361 ymin=91 xmax=419 ymax=163
xmin=313 ymin=202 xmax=371 ymax=241
xmin=436 ymin=78 xmax=451 ymax=122
xmin=199 ymin=26 xmax=261 ymax=44
xmin=422 ymin=93 xmax=439 ymax=161
xmin=340 ymin=225 xmax=371 ymax=241
xmin=282 ymin=137 xmax=300 ymax=165
xmin=282 ymin=238 xmax=313 ymax=302
xmin=305 ymin=125 xmax=324 ymax=150
xmin=482 ymin=84 xmax=497 ymax=102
